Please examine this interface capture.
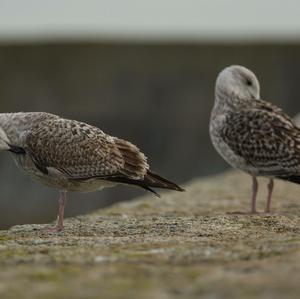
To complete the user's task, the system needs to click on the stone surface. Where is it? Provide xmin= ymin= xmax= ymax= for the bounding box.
xmin=1 ymin=170 xmax=300 ymax=299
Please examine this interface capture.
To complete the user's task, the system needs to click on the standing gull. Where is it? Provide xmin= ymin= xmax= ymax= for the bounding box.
xmin=0 ymin=112 xmax=184 ymax=231
xmin=210 ymin=65 xmax=300 ymax=213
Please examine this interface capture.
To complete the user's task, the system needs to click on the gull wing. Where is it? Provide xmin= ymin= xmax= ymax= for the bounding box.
xmin=23 ymin=117 xmax=148 ymax=180
xmin=221 ymin=104 xmax=300 ymax=177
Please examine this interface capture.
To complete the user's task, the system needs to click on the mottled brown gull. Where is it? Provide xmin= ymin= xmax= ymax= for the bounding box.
xmin=210 ymin=65 xmax=300 ymax=214
xmin=0 ymin=112 xmax=184 ymax=231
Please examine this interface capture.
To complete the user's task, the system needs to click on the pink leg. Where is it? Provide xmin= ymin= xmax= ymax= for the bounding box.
xmin=265 ymin=179 xmax=274 ymax=213
xmin=251 ymin=176 xmax=258 ymax=214
xmin=228 ymin=175 xmax=258 ymax=215
xmin=47 ymin=190 xmax=67 ymax=232
xmin=56 ymin=190 xmax=67 ymax=231
xmin=42 ymin=190 xmax=68 ymax=232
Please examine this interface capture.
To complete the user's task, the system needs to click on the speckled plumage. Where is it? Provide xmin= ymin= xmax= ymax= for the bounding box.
xmin=0 ymin=112 xmax=183 ymax=230
xmin=210 ymin=65 xmax=300 ymax=213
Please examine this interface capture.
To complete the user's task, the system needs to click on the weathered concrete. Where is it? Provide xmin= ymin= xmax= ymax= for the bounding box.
xmin=0 ymin=170 xmax=300 ymax=299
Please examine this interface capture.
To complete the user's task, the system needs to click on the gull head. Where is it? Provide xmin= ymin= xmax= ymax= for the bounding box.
xmin=215 ymin=65 xmax=260 ymax=101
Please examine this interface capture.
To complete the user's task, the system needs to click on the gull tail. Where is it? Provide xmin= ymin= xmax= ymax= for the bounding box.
xmin=143 ymin=170 xmax=184 ymax=192
xmin=132 ymin=170 xmax=184 ymax=197
xmin=106 ymin=170 xmax=185 ymax=197
xmin=277 ymin=175 xmax=300 ymax=185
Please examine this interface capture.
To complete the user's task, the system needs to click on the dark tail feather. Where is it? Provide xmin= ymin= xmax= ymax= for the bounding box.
xmin=140 ymin=185 xmax=161 ymax=198
xmin=101 ymin=170 xmax=184 ymax=197
xmin=276 ymin=175 xmax=300 ymax=184
xmin=143 ymin=170 xmax=185 ymax=192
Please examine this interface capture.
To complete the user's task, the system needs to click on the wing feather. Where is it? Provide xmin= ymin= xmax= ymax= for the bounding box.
xmin=23 ymin=117 xmax=149 ymax=180
xmin=221 ymin=103 xmax=300 ymax=176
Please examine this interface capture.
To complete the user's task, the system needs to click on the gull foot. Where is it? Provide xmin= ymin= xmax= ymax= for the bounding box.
xmin=41 ymin=225 xmax=64 ymax=233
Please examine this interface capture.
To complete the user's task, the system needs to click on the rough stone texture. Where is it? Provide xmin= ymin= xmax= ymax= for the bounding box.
xmin=1 ymin=170 xmax=300 ymax=299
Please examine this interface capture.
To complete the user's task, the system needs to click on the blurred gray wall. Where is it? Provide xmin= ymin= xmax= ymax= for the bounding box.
xmin=0 ymin=43 xmax=300 ymax=228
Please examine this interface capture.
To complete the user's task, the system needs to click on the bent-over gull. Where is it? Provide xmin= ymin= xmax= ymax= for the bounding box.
xmin=0 ymin=112 xmax=184 ymax=230
xmin=210 ymin=65 xmax=300 ymax=213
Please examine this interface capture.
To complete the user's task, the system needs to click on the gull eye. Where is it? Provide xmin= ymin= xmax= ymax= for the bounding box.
xmin=246 ymin=79 xmax=252 ymax=86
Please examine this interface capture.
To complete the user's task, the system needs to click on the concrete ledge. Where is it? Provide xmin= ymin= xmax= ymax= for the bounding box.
xmin=0 ymin=171 xmax=300 ymax=299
